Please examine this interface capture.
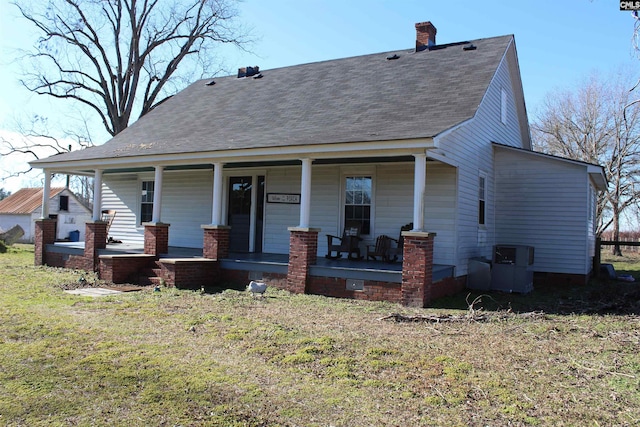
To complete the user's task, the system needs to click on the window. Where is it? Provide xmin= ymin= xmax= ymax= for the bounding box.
xmin=478 ymin=175 xmax=486 ymax=226
xmin=59 ymin=195 xmax=69 ymax=211
xmin=140 ymin=181 xmax=154 ymax=224
xmin=344 ymin=176 xmax=372 ymax=235
xmin=501 ymin=88 xmax=508 ymax=125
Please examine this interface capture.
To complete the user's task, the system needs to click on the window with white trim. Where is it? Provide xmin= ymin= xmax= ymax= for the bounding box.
xmin=478 ymin=174 xmax=486 ymax=226
xmin=140 ymin=180 xmax=154 ymax=224
xmin=344 ymin=176 xmax=372 ymax=235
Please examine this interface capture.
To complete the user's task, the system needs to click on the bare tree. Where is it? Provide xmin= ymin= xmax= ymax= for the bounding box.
xmin=2 ymin=0 xmax=249 ymax=200
xmin=532 ymin=72 xmax=640 ymax=255
xmin=14 ymin=0 xmax=250 ymax=137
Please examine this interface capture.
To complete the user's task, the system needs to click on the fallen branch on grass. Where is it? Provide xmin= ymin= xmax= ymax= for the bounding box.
xmin=378 ymin=310 xmax=546 ymax=323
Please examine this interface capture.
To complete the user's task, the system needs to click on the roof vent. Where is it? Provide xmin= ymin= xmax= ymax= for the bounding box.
xmin=206 ymin=80 xmax=216 ymax=86
xmin=463 ymin=44 xmax=477 ymax=51
xmin=253 ymin=73 xmax=263 ymax=79
xmin=238 ymin=66 xmax=260 ymax=78
xmin=386 ymin=54 xmax=400 ymax=60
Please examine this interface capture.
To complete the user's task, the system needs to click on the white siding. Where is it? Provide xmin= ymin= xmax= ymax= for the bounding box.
xmin=102 ymin=170 xmax=213 ymax=248
xmin=495 ymin=148 xmax=591 ymax=275
xmin=30 ymin=189 xmax=92 ymax=242
xmin=434 ymin=43 xmax=527 ymax=276
xmin=262 ymin=166 xmax=303 ymax=254
xmin=0 ymin=214 xmax=31 ymax=242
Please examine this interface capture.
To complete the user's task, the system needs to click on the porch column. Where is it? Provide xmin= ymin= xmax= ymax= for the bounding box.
xmin=211 ymin=162 xmax=224 ymax=225
xmin=401 ymin=231 xmax=437 ymax=307
xmin=286 ymin=227 xmax=320 ymax=294
xmin=152 ymin=166 xmax=164 ymax=223
xmin=34 ymin=218 xmax=56 ymax=266
xmin=299 ymin=158 xmax=313 ymax=228
xmin=85 ymin=221 xmax=108 ymax=272
xmin=144 ymin=166 xmax=169 ymax=255
xmin=41 ymin=170 xmax=52 ymax=219
xmin=412 ymin=153 xmax=426 ymax=231
xmin=92 ymin=169 xmax=103 ymax=221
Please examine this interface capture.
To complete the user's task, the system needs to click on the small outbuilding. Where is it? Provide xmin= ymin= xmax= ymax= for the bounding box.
xmin=0 ymin=187 xmax=92 ymax=243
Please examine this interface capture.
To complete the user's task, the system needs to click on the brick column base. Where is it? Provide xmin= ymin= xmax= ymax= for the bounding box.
xmin=34 ymin=218 xmax=56 ymax=266
xmin=144 ymin=223 xmax=170 ymax=255
xmin=85 ymin=221 xmax=108 ymax=272
xmin=401 ymin=231 xmax=437 ymax=307
xmin=201 ymin=225 xmax=231 ymax=260
xmin=286 ymin=227 xmax=320 ymax=294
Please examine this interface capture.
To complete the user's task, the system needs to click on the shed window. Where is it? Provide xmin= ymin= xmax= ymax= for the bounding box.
xmin=344 ymin=176 xmax=372 ymax=235
xmin=140 ymin=181 xmax=154 ymax=224
xmin=59 ymin=195 xmax=69 ymax=211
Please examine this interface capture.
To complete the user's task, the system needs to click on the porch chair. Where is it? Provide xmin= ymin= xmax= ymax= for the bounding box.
xmin=386 ymin=222 xmax=414 ymax=263
xmin=366 ymin=235 xmax=392 ymax=262
xmin=101 ymin=209 xmax=116 ymax=242
xmin=326 ymin=220 xmax=363 ymax=260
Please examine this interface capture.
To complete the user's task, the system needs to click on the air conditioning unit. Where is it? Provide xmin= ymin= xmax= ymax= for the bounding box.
xmin=491 ymin=245 xmax=534 ymax=293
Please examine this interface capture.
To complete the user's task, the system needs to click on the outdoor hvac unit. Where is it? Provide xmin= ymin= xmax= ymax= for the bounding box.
xmin=490 ymin=245 xmax=534 ymax=293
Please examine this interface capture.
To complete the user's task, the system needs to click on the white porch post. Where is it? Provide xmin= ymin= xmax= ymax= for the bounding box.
xmin=211 ymin=162 xmax=224 ymax=225
xmin=92 ymin=169 xmax=103 ymax=221
xmin=41 ymin=170 xmax=51 ymax=219
xmin=299 ymin=158 xmax=312 ymax=228
xmin=152 ymin=166 xmax=164 ymax=223
xmin=412 ymin=153 xmax=426 ymax=231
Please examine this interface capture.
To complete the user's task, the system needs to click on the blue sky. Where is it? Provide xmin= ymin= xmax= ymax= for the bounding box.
xmin=0 ymin=0 xmax=638 ymax=191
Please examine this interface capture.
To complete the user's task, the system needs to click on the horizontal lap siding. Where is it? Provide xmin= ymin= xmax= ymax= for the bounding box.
xmin=162 ymin=171 xmax=213 ymax=248
xmin=263 ymin=167 xmax=304 ymax=254
xmin=102 ymin=175 xmax=146 ymax=245
xmin=435 ymin=45 xmax=526 ymax=276
xmin=495 ymin=149 xmax=589 ymax=274
xmin=103 ymin=171 xmax=213 ymax=248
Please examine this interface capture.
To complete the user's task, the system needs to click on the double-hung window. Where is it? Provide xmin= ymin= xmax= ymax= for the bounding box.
xmin=344 ymin=176 xmax=372 ymax=235
xmin=140 ymin=181 xmax=154 ymax=224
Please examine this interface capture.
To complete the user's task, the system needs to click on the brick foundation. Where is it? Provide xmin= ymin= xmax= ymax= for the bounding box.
xmin=84 ymin=221 xmax=108 ymax=272
xmin=99 ymin=254 xmax=157 ymax=283
xmin=286 ymin=227 xmax=319 ymax=294
xmin=144 ymin=223 xmax=170 ymax=255
xmin=157 ymin=259 xmax=219 ymax=289
xmin=401 ymin=231 xmax=436 ymax=307
xmin=202 ymin=225 xmax=230 ymax=259
xmin=307 ymin=276 xmax=402 ymax=303
xmin=34 ymin=219 xmax=56 ymax=266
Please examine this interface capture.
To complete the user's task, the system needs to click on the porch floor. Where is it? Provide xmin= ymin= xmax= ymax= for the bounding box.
xmin=49 ymin=242 xmax=454 ymax=283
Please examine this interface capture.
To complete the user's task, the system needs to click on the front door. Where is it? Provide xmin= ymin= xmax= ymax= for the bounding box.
xmin=227 ymin=176 xmax=265 ymax=252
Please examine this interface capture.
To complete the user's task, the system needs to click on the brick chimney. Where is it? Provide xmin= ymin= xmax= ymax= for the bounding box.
xmin=415 ymin=21 xmax=437 ymax=51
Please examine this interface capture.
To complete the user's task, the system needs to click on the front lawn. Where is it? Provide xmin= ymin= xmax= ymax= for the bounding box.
xmin=1 ymin=245 xmax=638 ymax=426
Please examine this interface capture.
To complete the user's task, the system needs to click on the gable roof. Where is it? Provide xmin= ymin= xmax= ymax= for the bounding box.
xmin=32 ymin=34 xmax=515 ymax=167
xmin=0 ymin=188 xmax=66 ymax=214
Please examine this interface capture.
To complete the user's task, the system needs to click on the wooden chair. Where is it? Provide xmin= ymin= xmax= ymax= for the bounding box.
xmin=387 ymin=223 xmax=413 ymax=263
xmin=101 ymin=210 xmax=116 ymax=241
xmin=326 ymin=221 xmax=363 ymax=260
xmin=367 ymin=235 xmax=392 ymax=262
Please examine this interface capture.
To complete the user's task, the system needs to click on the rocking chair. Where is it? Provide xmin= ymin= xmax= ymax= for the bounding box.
xmin=326 ymin=221 xmax=363 ymax=260
xmin=386 ymin=222 xmax=413 ymax=263
xmin=366 ymin=235 xmax=392 ymax=262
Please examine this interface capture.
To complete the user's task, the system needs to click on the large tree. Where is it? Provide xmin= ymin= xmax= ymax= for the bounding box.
xmin=2 ymin=0 xmax=249 ymax=197
xmin=15 ymin=0 xmax=249 ymax=137
xmin=532 ymin=72 xmax=640 ymax=255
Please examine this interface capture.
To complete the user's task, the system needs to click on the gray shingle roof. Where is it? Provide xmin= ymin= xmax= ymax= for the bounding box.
xmin=33 ymin=35 xmax=513 ymax=164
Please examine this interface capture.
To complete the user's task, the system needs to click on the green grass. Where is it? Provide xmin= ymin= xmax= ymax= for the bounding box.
xmin=1 ymin=244 xmax=639 ymax=426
